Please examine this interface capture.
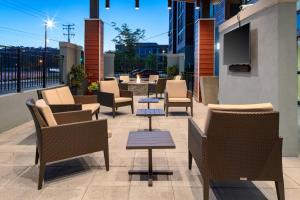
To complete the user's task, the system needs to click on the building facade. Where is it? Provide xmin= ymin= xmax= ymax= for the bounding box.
xmin=115 ymin=42 xmax=168 ymax=72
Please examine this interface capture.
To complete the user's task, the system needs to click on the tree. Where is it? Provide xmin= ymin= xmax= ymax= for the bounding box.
xmin=145 ymin=54 xmax=157 ymax=70
xmin=112 ymin=23 xmax=145 ymax=72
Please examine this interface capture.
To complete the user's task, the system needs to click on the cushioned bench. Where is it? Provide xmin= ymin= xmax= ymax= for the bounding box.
xmin=37 ymin=86 xmax=100 ymax=119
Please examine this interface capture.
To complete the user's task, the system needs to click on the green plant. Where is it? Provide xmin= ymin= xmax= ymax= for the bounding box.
xmin=88 ymin=82 xmax=99 ymax=92
xmin=68 ymin=64 xmax=86 ymax=87
xmin=167 ymin=65 xmax=179 ymax=77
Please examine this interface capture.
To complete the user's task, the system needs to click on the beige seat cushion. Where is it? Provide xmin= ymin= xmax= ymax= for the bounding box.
xmin=108 ymin=129 xmax=112 ymax=138
xmin=42 ymin=89 xmax=61 ymax=105
xmin=35 ymin=99 xmax=57 ymax=127
xmin=166 ymin=80 xmax=187 ymax=98
xmin=115 ymin=97 xmax=132 ymax=103
xmin=169 ymin=98 xmax=191 ymax=103
xmin=119 ymin=75 xmax=130 ymax=83
xmin=149 ymin=75 xmax=159 ymax=83
xmin=208 ymin=103 xmax=273 ymax=112
xmin=82 ymin=103 xmax=100 ymax=113
xmin=56 ymin=86 xmax=75 ymax=104
xmin=100 ymin=80 xmax=120 ymax=98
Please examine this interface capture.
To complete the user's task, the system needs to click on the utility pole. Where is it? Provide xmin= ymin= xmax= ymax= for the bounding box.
xmin=63 ymin=24 xmax=75 ymax=43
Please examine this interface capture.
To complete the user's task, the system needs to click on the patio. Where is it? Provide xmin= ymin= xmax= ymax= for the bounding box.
xmin=0 ymin=97 xmax=299 ymax=200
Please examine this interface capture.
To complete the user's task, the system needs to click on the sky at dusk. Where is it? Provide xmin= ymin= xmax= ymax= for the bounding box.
xmin=0 ymin=0 xmax=169 ymax=51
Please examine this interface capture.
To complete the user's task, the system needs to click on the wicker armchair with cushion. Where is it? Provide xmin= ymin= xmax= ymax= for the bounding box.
xmin=119 ymin=75 xmax=130 ymax=83
xmin=174 ymin=75 xmax=182 ymax=80
xmin=164 ymin=80 xmax=193 ymax=116
xmin=148 ymin=78 xmax=167 ymax=98
xmin=26 ymin=99 xmax=110 ymax=190
xmin=149 ymin=75 xmax=159 ymax=83
xmin=188 ymin=103 xmax=284 ymax=200
xmin=37 ymin=86 xmax=100 ymax=119
xmin=97 ymin=80 xmax=134 ymax=118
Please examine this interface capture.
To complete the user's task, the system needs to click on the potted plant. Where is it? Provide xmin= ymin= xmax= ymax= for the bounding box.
xmin=88 ymin=82 xmax=99 ymax=95
xmin=167 ymin=65 xmax=179 ymax=79
xmin=68 ymin=64 xmax=87 ymax=95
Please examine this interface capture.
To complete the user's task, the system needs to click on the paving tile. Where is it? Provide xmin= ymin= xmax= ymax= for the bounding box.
xmin=284 ymin=168 xmax=300 ymax=185
xmin=170 ymin=167 xmax=202 ymax=187
xmin=38 ymin=187 xmax=85 ymax=200
xmin=90 ymin=167 xmax=131 ymax=186
xmin=129 ymin=186 xmax=174 ymax=200
xmin=0 ymin=186 xmax=41 ymax=200
xmin=82 ymin=186 xmax=130 ymax=200
xmin=0 ymin=166 xmax=27 ymax=187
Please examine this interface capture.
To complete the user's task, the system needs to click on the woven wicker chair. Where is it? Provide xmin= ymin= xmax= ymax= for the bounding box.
xmin=26 ymin=99 xmax=109 ymax=190
xmin=148 ymin=78 xmax=167 ymax=98
xmin=37 ymin=86 xmax=100 ymax=119
xmin=96 ymin=80 xmax=134 ymax=118
xmin=188 ymin=103 xmax=284 ymax=200
xmin=164 ymin=80 xmax=193 ymax=116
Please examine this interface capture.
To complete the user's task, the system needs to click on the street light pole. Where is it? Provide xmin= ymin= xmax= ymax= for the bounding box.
xmin=43 ymin=23 xmax=47 ymax=88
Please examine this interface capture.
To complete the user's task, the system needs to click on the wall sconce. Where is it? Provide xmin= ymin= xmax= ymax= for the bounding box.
xmin=195 ymin=0 xmax=200 ymax=9
xmin=168 ymin=0 xmax=172 ymax=10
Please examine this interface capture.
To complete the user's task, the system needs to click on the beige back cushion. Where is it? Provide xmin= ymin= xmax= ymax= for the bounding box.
xmin=166 ymin=80 xmax=187 ymax=98
xmin=120 ymin=75 xmax=130 ymax=83
xmin=174 ymin=75 xmax=182 ymax=80
xmin=203 ymin=103 xmax=274 ymax=134
xmin=208 ymin=103 xmax=274 ymax=112
xmin=149 ymin=75 xmax=159 ymax=82
xmin=42 ymin=89 xmax=61 ymax=105
xmin=35 ymin=99 xmax=57 ymax=127
xmin=56 ymin=87 xmax=75 ymax=104
xmin=100 ymin=80 xmax=120 ymax=98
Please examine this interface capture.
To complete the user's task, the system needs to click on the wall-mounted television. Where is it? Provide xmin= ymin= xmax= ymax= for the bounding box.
xmin=224 ymin=23 xmax=251 ymax=66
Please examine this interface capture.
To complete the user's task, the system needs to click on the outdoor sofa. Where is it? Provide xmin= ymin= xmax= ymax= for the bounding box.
xmin=26 ymin=99 xmax=110 ymax=190
xmin=188 ymin=103 xmax=284 ymax=200
xmin=37 ymin=86 xmax=100 ymax=119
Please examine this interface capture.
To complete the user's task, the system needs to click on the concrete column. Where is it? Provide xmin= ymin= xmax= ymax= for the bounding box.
xmin=59 ymin=42 xmax=83 ymax=84
xmin=219 ymin=0 xmax=298 ymax=156
xmin=104 ymin=53 xmax=115 ymax=77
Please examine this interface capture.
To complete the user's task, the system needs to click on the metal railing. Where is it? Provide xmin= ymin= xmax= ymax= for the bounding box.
xmin=0 ymin=46 xmax=63 ymax=94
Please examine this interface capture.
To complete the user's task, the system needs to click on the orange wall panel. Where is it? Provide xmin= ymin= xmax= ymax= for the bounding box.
xmin=194 ymin=19 xmax=215 ymax=102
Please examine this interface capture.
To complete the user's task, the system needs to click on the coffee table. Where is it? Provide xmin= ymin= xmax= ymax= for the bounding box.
xmin=136 ymin=109 xmax=165 ymax=131
xmin=126 ymin=131 xmax=176 ymax=186
xmin=138 ymin=98 xmax=160 ymax=109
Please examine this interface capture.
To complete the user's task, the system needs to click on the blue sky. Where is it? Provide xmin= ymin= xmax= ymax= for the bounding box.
xmin=0 ymin=0 xmax=169 ymax=51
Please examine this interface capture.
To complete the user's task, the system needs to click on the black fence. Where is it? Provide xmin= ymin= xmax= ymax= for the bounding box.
xmin=0 ymin=46 xmax=64 ymax=94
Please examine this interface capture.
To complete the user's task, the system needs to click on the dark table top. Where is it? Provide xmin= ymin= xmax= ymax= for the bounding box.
xmin=126 ymin=131 xmax=176 ymax=150
xmin=138 ymin=98 xmax=160 ymax=104
xmin=136 ymin=109 xmax=165 ymax=116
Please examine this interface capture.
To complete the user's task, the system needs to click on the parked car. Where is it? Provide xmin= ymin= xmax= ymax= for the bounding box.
xmin=138 ymin=69 xmax=159 ymax=78
xmin=130 ymin=68 xmax=143 ymax=78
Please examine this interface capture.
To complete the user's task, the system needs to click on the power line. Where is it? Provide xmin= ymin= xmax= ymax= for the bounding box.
xmin=63 ymin=24 xmax=75 ymax=43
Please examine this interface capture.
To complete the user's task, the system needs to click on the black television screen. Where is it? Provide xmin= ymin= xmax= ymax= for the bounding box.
xmin=224 ymin=23 xmax=251 ymax=65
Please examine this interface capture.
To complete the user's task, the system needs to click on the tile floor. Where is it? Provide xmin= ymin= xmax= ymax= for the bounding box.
xmin=0 ymin=96 xmax=299 ymax=200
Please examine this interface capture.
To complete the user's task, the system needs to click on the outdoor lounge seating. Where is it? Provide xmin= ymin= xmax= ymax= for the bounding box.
xmin=26 ymin=99 xmax=110 ymax=190
xmin=164 ymin=80 xmax=193 ymax=116
xmin=149 ymin=75 xmax=159 ymax=83
xmin=37 ymin=86 xmax=100 ymax=119
xmin=188 ymin=103 xmax=285 ymax=200
xmin=148 ymin=78 xmax=167 ymax=98
xmin=174 ymin=75 xmax=182 ymax=80
xmin=97 ymin=80 xmax=134 ymax=118
xmin=119 ymin=75 xmax=130 ymax=83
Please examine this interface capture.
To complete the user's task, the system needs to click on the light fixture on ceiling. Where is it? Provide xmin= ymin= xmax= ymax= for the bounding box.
xmin=195 ymin=0 xmax=200 ymax=10
xmin=135 ymin=0 xmax=140 ymax=10
xmin=105 ymin=0 xmax=110 ymax=9
xmin=168 ymin=0 xmax=172 ymax=10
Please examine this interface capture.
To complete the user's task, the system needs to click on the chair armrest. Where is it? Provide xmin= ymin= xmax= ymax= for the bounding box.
xmin=187 ymin=90 xmax=193 ymax=100
xmin=188 ymin=118 xmax=206 ymax=138
xmin=74 ymin=95 xmax=98 ymax=104
xmin=95 ymin=91 xmax=114 ymax=107
xmin=53 ymin=110 xmax=92 ymax=125
xmin=49 ymin=104 xmax=82 ymax=113
xmin=120 ymin=90 xmax=133 ymax=98
xmin=41 ymin=119 xmax=108 ymax=162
